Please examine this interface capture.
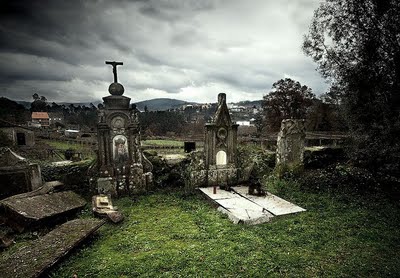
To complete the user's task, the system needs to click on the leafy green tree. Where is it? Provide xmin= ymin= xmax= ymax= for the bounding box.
xmin=303 ymin=0 xmax=400 ymax=175
xmin=261 ymin=78 xmax=315 ymax=131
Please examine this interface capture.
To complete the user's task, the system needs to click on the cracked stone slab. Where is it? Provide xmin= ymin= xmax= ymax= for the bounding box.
xmin=199 ymin=185 xmax=305 ymax=225
xmin=0 ymin=218 xmax=105 ymax=278
xmin=232 ymin=186 xmax=306 ymax=216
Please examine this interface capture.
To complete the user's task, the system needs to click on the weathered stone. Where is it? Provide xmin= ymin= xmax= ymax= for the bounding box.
xmin=0 ymin=148 xmax=42 ymax=200
xmin=199 ymin=186 xmax=306 ymax=225
xmin=96 ymin=62 xmax=153 ymax=197
xmin=0 ymin=190 xmax=86 ymax=232
xmin=0 ymin=120 xmax=35 ymax=147
xmin=0 ymin=233 xmax=14 ymax=248
xmin=106 ymin=211 xmax=124 ymax=223
xmin=199 ymin=93 xmax=240 ymax=189
xmin=0 ymin=218 xmax=105 ymax=278
xmin=204 ymin=93 xmax=239 ymax=170
xmin=97 ymin=177 xmax=116 ymax=196
xmin=92 ymin=195 xmax=124 ymax=223
xmin=276 ymin=119 xmax=306 ymax=167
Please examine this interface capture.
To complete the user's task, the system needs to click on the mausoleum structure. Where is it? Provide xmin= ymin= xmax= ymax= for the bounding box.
xmin=185 ymin=93 xmax=250 ymax=190
xmin=96 ymin=61 xmax=153 ymax=196
xmin=204 ymin=93 xmax=239 ymax=188
xmin=0 ymin=147 xmax=42 ymax=199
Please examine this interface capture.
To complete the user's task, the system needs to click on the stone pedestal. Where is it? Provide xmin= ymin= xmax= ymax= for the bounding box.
xmin=276 ymin=119 xmax=306 ymax=167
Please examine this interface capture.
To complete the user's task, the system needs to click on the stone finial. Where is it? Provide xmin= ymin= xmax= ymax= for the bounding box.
xmin=218 ymin=93 xmax=227 ymax=106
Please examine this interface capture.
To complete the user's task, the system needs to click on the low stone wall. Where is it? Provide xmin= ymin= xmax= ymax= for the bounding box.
xmin=41 ymin=160 xmax=95 ymax=195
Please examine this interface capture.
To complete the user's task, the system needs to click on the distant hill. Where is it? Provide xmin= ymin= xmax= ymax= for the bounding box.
xmin=58 ymin=101 xmax=102 ymax=107
xmin=15 ymin=100 xmax=31 ymax=109
xmin=15 ymin=100 xmax=102 ymax=109
xmin=133 ymin=98 xmax=197 ymax=111
xmin=12 ymin=97 xmax=262 ymax=111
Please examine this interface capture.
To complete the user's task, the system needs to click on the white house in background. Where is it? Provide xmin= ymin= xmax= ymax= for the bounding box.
xmin=64 ymin=129 xmax=80 ymax=138
xmin=236 ymin=120 xmax=251 ymax=126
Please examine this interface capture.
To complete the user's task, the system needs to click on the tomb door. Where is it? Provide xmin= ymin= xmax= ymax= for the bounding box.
xmin=16 ymin=132 xmax=26 ymax=145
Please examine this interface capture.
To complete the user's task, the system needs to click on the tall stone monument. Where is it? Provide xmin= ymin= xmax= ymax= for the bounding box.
xmin=97 ymin=61 xmax=152 ymax=197
xmin=276 ymin=119 xmax=306 ymax=167
xmin=204 ymin=93 xmax=239 ymax=189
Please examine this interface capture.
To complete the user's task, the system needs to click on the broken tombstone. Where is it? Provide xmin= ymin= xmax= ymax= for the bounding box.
xmin=92 ymin=194 xmax=124 ymax=223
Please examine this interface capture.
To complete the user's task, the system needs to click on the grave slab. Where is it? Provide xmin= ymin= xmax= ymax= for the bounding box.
xmin=199 ymin=185 xmax=306 ymax=224
xmin=232 ymin=186 xmax=306 ymax=216
xmin=0 ymin=218 xmax=105 ymax=278
xmin=0 ymin=190 xmax=86 ymax=232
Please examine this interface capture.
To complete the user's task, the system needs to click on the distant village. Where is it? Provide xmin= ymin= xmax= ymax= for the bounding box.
xmin=0 ymin=96 xmax=263 ymax=149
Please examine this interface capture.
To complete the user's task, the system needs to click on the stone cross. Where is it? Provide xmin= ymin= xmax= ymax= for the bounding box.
xmin=105 ymin=61 xmax=123 ymax=83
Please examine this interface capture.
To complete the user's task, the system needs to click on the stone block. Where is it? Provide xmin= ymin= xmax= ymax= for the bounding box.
xmin=97 ymin=177 xmax=116 ymax=196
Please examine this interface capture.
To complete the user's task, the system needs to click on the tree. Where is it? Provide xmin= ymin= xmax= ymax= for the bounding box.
xmin=30 ymin=93 xmax=48 ymax=112
xmin=261 ymin=78 xmax=315 ymax=131
xmin=32 ymin=93 xmax=40 ymax=101
xmin=303 ymin=0 xmax=400 ymax=176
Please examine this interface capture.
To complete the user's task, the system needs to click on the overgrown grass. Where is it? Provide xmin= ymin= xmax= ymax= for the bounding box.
xmin=42 ymin=139 xmax=85 ymax=151
xmin=48 ymin=185 xmax=400 ymax=277
xmin=142 ymin=140 xmax=183 ymax=147
xmin=40 ymin=139 xmax=96 ymax=160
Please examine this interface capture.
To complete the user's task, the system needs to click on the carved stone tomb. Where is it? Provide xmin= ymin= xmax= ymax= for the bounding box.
xmin=204 ymin=93 xmax=239 ymax=188
xmin=96 ymin=61 xmax=152 ymax=196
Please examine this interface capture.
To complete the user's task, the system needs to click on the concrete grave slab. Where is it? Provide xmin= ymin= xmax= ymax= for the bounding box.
xmin=232 ymin=186 xmax=306 ymax=216
xmin=0 ymin=218 xmax=105 ymax=278
xmin=0 ymin=190 xmax=86 ymax=232
xmin=199 ymin=185 xmax=306 ymax=225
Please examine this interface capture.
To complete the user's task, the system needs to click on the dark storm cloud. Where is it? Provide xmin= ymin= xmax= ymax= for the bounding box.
xmin=0 ymin=0 xmax=326 ymax=103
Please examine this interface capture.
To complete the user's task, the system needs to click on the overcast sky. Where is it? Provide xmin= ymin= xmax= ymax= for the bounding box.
xmin=0 ymin=0 xmax=327 ymax=104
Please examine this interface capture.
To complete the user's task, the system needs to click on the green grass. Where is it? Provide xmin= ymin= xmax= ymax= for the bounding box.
xmin=40 ymin=139 xmax=95 ymax=160
xmin=42 ymin=139 xmax=88 ymax=151
xmin=48 ymin=185 xmax=400 ymax=277
xmin=142 ymin=140 xmax=183 ymax=147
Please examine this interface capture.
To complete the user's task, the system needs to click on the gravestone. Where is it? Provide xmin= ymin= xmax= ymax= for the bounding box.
xmin=96 ymin=61 xmax=153 ymax=197
xmin=276 ymin=119 xmax=306 ymax=167
xmin=204 ymin=93 xmax=239 ymax=189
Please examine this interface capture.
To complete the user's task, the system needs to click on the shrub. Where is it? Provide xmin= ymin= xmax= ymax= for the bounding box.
xmin=299 ymin=164 xmax=378 ymax=193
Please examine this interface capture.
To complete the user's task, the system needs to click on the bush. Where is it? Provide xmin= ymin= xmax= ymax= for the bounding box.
xmin=274 ymin=163 xmax=304 ymax=180
xmin=299 ymin=164 xmax=377 ymax=193
xmin=303 ymin=147 xmax=347 ymax=169
xmin=144 ymin=151 xmax=188 ymax=189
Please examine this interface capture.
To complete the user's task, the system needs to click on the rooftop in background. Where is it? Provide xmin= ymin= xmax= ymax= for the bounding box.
xmin=31 ymin=112 xmax=49 ymax=119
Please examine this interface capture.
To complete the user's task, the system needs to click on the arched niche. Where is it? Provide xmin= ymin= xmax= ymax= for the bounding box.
xmin=216 ymin=150 xmax=227 ymax=166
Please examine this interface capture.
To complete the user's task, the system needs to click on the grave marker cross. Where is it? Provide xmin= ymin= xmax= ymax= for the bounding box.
xmin=105 ymin=61 xmax=123 ymax=83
